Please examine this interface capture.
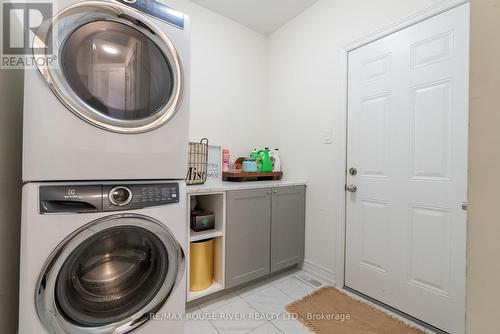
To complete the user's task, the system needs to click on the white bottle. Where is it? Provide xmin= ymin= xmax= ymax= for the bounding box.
xmin=272 ymin=149 xmax=281 ymax=172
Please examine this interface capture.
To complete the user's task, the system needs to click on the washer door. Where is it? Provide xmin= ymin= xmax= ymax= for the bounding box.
xmin=36 ymin=214 xmax=184 ymax=334
xmin=34 ymin=1 xmax=184 ymax=134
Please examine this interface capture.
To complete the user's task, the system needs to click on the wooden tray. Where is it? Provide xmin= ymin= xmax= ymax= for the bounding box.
xmin=223 ymin=171 xmax=283 ymax=182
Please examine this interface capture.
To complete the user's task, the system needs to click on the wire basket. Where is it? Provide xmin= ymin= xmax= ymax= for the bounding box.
xmin=186 ymin=138 xmax=209 ymax=185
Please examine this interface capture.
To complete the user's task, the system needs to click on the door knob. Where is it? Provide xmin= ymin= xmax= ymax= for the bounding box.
xmin=346 ymin=184 xmax=358 ymax=193
xmin=349 ymin=167 xmax=358 ymax=176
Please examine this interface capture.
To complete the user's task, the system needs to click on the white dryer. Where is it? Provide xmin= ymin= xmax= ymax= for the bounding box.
xmin=19 ymin=181 xmax=186 ymax=334
xmin=23 ymin=0 xmax=190 ymax=182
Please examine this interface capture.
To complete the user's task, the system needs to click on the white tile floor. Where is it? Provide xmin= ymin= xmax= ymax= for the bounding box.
xmin=185 ymin=269 xmax=320 ymax=334
xmin=184 ymin=269 xmax=435 ymax=334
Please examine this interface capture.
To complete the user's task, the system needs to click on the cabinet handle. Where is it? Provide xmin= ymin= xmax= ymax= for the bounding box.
xmin=273 ymin=189 xmax=278 ymax=194
xmin=266 ymin=190 xmax=272 ymax=195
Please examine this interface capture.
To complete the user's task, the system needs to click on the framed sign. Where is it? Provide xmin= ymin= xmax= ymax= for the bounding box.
xmin=206 ymin=145 xmax=222 ymax=183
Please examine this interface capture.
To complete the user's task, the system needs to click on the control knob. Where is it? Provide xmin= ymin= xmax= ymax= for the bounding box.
xmin=109 ymin=186 xmax=132 ymax=206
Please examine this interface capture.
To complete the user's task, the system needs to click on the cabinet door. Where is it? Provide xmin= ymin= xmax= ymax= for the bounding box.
xmin=225 ymin=189 xmax=271 ymax=289
xmin=271 ymin=186 xmax=306 ymax=273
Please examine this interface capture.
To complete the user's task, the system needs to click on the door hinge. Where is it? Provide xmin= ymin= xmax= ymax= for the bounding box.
xmin=461 ymin=202 xmax=468 ymax=211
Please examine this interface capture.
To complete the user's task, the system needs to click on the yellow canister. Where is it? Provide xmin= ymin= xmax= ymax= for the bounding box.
xmin=189 ymin=238 xmax=215 ymax=291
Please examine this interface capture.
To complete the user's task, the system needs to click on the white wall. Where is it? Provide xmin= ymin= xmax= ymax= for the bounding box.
xmin=266 ymin=0 xmax=445 ymax=278
xmin=165 ymin=0 xmax=269 ymax=157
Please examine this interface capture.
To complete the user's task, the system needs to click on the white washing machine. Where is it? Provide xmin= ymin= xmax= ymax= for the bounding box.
xmin=23 ymin=0 xmax=190 ymax=182
xmin=19 ymin=181 xmax=187 ymax=334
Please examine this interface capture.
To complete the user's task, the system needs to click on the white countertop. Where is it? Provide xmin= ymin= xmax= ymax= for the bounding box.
xmin=186 ymin=179 xmax=307 ymax=194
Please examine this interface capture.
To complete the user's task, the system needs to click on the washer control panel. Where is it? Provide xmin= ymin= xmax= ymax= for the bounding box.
xmin=40 ymin=183 xmax=179 ymax=214
xmin=103 ymin=183 xmax=179 ymax=212
xmin=108 ymin=186 xmax=133 ymax=207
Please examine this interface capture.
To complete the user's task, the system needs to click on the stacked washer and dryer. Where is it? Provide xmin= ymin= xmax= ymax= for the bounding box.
xmin=19 ymin=1 xmax=190 ymax=333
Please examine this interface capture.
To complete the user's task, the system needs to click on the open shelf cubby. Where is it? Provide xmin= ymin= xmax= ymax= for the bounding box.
xmin=187 ymin=192 xmax=226 ymax=302
xmin=187 ymin=236 xmax=225 ymax=302
xmin=189 ymin=193 xmax=225 ymax=242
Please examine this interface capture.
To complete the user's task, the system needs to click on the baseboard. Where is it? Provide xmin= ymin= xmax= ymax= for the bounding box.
xmin=301 ymin=260 xmax=336 ymax=285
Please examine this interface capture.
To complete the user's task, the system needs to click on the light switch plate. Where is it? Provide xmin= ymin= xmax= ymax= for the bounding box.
xmin=323 ymin=131 xmax=333 ymax=144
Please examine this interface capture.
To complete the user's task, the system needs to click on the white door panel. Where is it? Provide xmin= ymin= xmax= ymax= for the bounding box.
xmin=346 ymin=4 xmax=469 ymax=334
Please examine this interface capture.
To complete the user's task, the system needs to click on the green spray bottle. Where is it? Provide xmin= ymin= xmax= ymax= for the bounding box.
xmin=260 ymin=148 xmax=273 ymax=172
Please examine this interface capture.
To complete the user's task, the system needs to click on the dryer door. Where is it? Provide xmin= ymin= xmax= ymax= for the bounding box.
xmin=36 ymin=214 xmax=184 ymax=334
xmin=34 ymin=1 xmax=184 ymax=134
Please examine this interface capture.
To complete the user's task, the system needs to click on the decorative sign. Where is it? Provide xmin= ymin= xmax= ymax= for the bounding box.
xmin=186 ymin=139 xmax=209 ymax=185
xmin=207 ymin=146 xmax=222 ymax=183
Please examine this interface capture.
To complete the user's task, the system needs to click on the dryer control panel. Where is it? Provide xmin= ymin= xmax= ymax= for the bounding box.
xmin=40 ymin=183 xmax=180 ymax=214
xmin=116 ymin=0 xmax=185 ymax=29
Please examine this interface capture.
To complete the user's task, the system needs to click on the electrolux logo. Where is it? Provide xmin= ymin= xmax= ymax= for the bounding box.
xmin=1 ymin=0 xmax=54 ymax=69
xmin=64 ymin=188 xmax=78 ymax=199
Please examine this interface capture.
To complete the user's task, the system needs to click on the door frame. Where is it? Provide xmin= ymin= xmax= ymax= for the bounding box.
xmin=334 ymin=0 xmax=469 ymax=289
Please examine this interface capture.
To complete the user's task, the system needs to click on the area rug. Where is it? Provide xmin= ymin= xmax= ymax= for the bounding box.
xmin=285 ymin=286 xmax=425 ymax=334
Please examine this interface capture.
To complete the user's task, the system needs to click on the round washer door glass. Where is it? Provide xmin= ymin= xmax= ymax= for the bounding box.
xmin=36 ymin=215 xmax=184 ymax=333
xmin=61 ymin=21 xmax=173 ymax=122
xmin=56 ymin=226 xmax=168 ymax=326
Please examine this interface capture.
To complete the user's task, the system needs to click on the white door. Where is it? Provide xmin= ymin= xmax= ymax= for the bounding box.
xmin=345 ymin=4 xmax=469 ymax=334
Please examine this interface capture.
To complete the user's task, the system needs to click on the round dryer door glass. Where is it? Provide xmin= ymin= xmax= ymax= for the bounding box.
xmin=33 ymin=1 xmax=184 ymax=133
xmin=55 ymin=226 xmax=168 ymax=326
xmin=61 ymin=21 xmax=173 ymax=122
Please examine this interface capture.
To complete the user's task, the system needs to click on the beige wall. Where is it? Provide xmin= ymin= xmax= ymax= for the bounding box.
xmin=0 ymin=69 xmax=23 ymax=334
xmin=467 ymin=1 xmax=500 ymax=333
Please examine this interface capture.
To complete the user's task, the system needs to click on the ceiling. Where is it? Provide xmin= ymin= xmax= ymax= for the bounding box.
xmin=189 ymin=0 xmax=319 ymax=35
